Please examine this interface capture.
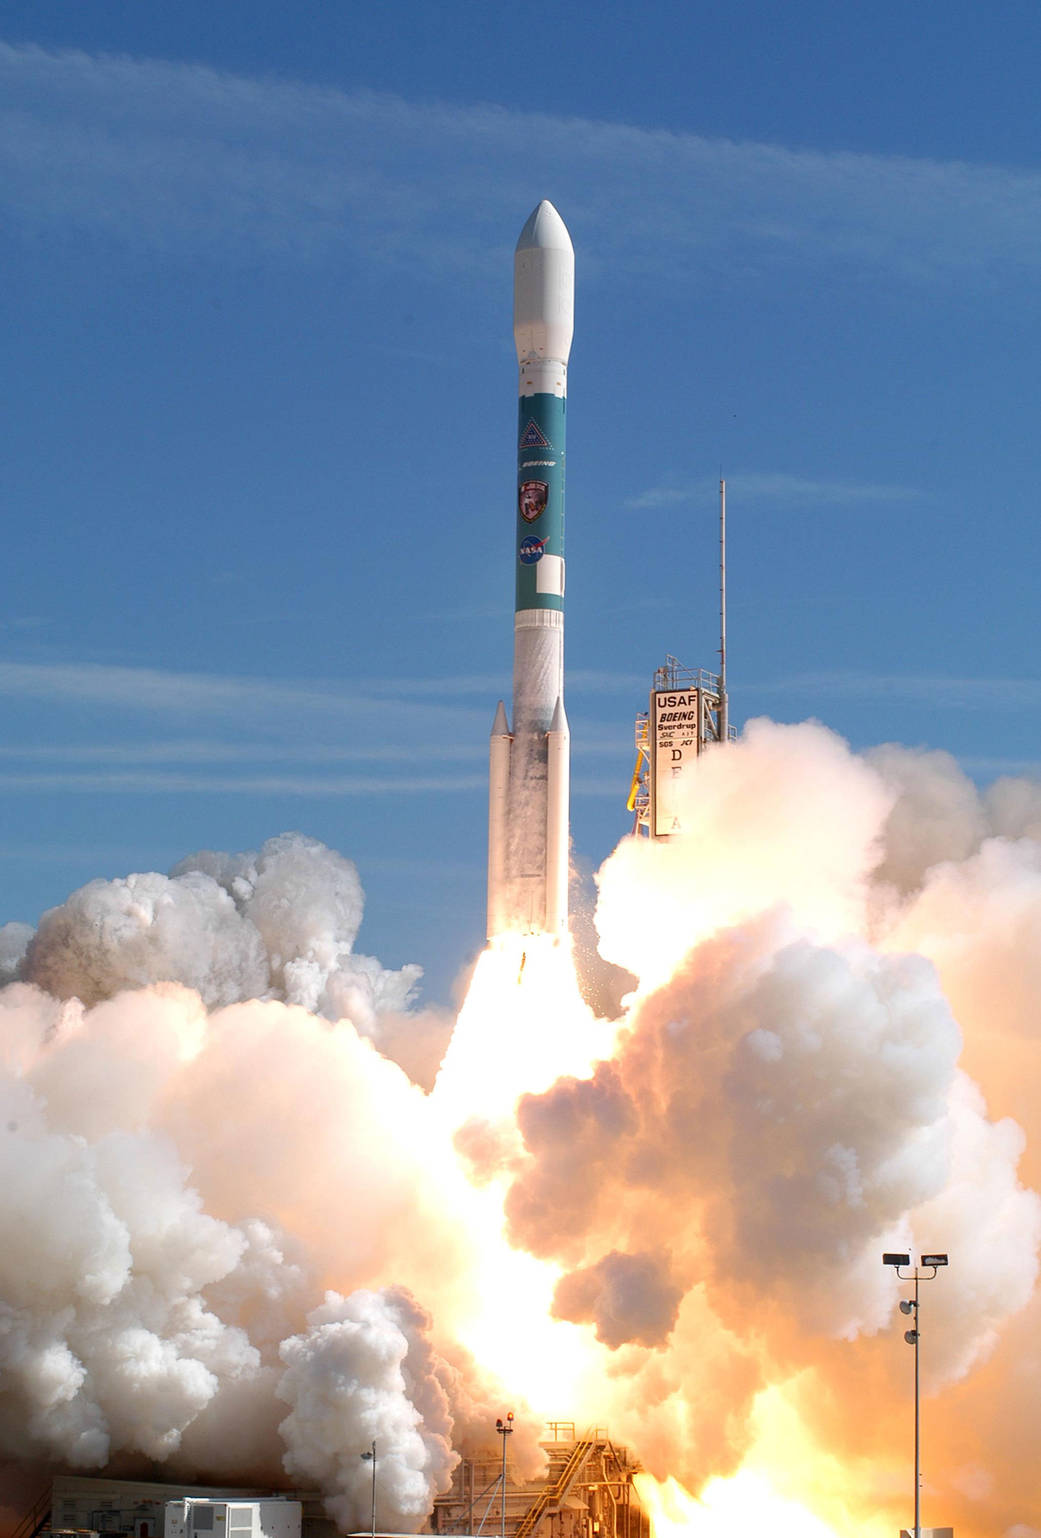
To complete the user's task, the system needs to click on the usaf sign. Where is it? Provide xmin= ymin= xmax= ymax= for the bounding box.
xmin=650 ymin=688 xmax=700 ymax=838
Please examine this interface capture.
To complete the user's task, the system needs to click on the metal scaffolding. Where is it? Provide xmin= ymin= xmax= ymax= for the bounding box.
xmin=428 ymin=1428 xmax=648 ymax=1538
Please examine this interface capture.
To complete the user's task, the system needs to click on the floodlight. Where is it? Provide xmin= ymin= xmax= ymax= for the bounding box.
xmin=495 ymin=1413 xmax=515 ymax=1538
xmin=883 ymin=1251 xmax=950 ymax=1538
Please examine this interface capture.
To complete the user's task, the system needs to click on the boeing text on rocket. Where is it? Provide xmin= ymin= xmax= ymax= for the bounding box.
xmin=487 ymin=201 xmax=574 ymax=940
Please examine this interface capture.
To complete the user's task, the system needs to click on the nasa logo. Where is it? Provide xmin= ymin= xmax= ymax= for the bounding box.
xmin=519 ymin=535 xmax=548 ymax=564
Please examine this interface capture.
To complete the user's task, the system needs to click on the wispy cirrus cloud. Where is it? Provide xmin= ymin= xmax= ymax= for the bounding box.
xmin=748 ymin=671 xmax=1041 ymax=709
xmin=0 ymin=659 xmax=342 ymax=714
xmin=628 ymin=471 xmax=924 ymax=511
xmin=0 ymin=661 xmax=491 ymax=788
xmin=0 ymin=766 xmax=624 ymax=797
xmin=0 ymin=659 xmax=639 ymax=713
xmin=0 ymin=658 xmax=633 ymax=797
xmin=0 ymin=659 xmax=494 ymax=728
xmin=0 ymin=770 xmax=486 ymax=795
xmin=3 ymin=43 xmax=1041 ymax=285
xmin=0 ymin=738 xmax=484 ymax=765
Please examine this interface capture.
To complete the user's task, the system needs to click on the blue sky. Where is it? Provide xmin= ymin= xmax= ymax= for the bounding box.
xmin=2 ymin=1 xmax=1041 ymax=1002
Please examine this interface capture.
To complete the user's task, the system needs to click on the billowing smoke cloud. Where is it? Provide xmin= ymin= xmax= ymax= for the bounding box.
xmin=508 ymin=919 xmax=1037 ymax=1366
xmin=17 ymin=834 xmax=451 ymax=1086
xmin=24 ymin=871 xmax=270 ymax=1010
xmin=0 ymin=965 xmax=537 ymax=1528
xmin=502 ymin=725 xmax=1041 ymax=1532
xmin=0 ymin=922 xmax=32 ymax=985
xmin=552 ymin=1251 xmax=683 ymax=1348
xmin=3 ymin=724 xmax=1041 ymax=1538
xmin=277 ymin=1288 xmax=460 ymax=1529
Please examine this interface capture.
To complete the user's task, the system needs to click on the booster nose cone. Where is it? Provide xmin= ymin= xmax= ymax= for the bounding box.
xmin=514 ymin=200 xmax=574 ymax=366
xmin=515 ymin=199 xmax=573 ymax=256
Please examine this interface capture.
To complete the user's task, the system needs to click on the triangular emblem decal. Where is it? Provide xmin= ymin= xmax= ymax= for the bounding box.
xmin=519 ymin=419 xmax=551 ymax=449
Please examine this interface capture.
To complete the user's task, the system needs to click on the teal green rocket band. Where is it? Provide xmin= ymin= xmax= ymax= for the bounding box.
xmin=515 ymin=393 xmax=566 ymax=612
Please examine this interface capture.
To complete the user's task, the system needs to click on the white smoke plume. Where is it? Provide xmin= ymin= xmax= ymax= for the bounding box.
xmin=0 ymin=923 xmax=32 ymax=985
xmin=0 ymin=973 xmax=532 ymax=1526
xmin=277 ymin=1288 xmax=460 ymax=1529
xmin=18 ymin=834 xmax=449 ymax=1084
xmin=2 ymin=723 xmax=1041 ymax=1537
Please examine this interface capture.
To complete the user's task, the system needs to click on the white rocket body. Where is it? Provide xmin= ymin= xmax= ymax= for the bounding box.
xmin=487 ymin=202 xmax=574 ymax=940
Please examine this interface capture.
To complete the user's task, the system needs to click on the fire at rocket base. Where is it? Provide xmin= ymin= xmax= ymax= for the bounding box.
xmin=487 ymin=201 xmax=574 ymax=941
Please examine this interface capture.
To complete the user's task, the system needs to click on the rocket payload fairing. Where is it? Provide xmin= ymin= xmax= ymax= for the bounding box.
xmin=487 ymin=201 xmax=574 ymax=941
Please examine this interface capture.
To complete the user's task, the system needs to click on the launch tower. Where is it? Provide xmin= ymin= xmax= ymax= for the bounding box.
xmin=627 ymin=480 xmax=735 ymax=838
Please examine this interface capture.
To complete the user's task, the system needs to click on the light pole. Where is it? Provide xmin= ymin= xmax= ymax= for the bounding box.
xmin=882 ymin=1251 xmax=949 ymax=1538
xmin=361 ymin=1440 xmax=377 ymax=1538
xmin=495 ymin=1413 xmax=514 ymax=1538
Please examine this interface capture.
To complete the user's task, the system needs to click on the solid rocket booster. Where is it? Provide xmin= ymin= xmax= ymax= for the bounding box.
xmin=487 ymin=200 xmax=574 ymax=940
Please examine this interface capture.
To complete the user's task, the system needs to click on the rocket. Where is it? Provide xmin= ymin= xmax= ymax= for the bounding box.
xmin=487 ymin=200 xmax=574 ymax=941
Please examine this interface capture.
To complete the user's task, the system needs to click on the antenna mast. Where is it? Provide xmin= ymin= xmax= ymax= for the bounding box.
xmin=719 ymin=477 xmax=728 ymax=742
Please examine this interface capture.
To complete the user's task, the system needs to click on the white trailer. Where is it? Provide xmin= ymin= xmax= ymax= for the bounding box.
xmin=164 ymin=1498 xmax=302 ymax=1538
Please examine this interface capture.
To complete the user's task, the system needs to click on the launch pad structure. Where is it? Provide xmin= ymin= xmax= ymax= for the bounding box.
xmin=428 ymin=1424 xmax=648 ymax=1538
xmin=19 ymin=1429 xmax=648 ymax=1538
xmin=627 ymin=479 xmax=736 ymax=839
xmin=627 ymin=654 xmax=734 ymax=839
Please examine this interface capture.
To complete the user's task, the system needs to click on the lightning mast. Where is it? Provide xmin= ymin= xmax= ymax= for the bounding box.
xmin=719 ymin=476 xmax=728 ymax=744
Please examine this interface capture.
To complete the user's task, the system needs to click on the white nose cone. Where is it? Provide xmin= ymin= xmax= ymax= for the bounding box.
xmin=514 ymin=200 xmax=574 ymax=366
